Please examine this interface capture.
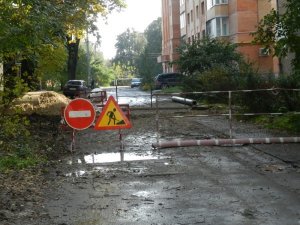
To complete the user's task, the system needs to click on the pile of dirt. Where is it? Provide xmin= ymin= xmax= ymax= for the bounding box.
xmin=13 ymin=91 xmax=70 ymax=116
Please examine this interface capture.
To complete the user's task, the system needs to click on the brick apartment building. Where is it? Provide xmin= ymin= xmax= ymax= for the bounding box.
xmin=158 ymin=0 xmax=181 ymax=73
xmin=159 ymin=0 xmax=283 ymax=75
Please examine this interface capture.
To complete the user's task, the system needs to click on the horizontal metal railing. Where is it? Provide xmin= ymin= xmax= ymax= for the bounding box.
xmin=153 ymin=88 xmax=300 ymax=148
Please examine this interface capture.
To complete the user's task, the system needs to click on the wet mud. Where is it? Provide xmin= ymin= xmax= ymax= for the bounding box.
xmin=2 ymin=88 xmax=300 ymax=225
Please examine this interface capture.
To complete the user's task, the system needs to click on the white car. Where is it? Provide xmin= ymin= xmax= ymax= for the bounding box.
xmin=131 ymin=78 xmax=142 ymax=88
xmin=88 ymin=88 xmax=107 ymax=103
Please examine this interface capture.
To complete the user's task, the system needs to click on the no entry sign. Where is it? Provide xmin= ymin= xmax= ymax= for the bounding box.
xmin=64 ymin=98 xmax=96 ymax=130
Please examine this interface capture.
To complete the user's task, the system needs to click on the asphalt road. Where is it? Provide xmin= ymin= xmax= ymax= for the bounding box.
xmin=39 ymin=87 xmax=300 ymax=225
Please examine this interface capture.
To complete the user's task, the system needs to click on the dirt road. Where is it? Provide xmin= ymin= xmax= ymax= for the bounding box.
xmin=2 ymin=87 xmax=300 ymax=225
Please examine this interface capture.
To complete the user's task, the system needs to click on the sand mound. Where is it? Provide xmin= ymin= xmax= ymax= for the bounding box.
xmin=13 ymin=91 xmax=70 ymax=116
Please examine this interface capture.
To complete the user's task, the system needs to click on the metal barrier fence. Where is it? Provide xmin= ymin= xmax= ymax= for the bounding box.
xmin=152 ymin=88 xmax=300 ymax=148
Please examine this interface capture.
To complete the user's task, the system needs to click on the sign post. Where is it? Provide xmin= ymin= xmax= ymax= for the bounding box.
xmin=64 ymin=98 xmax=96 ymax=151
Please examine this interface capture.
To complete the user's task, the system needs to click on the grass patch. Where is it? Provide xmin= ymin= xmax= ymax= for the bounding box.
xmin=0 ymin=154 xmax=41 ymax=172
xmin=254 ymin=114 xmax=300 ymax=133
xmin=160 ymin=86 xmax=183 ymax=93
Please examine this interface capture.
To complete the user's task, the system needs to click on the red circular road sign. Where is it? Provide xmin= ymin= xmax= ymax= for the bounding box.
xmin=64 ymin=98 xmax=96 ymax=130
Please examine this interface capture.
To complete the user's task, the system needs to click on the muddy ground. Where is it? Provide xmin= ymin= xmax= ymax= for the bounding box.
xmin=1 ymin=90 xmax=300 ymax=225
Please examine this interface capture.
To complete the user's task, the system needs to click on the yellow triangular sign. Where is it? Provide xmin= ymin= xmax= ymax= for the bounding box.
xmin=94 ymin=96 xmax=132 ymax=130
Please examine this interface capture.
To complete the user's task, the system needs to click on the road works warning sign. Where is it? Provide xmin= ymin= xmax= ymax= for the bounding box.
xmin=94 ymin=96 xmax=132 ymax=130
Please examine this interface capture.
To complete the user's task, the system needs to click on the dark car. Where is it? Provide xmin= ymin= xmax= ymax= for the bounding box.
xmin=131 ymin=78 xmax=142 ymax=88
xmin=63 ymin=80 xmax=89 ymax=98
xmin=154 ymin=72 xmax=183 ymax=89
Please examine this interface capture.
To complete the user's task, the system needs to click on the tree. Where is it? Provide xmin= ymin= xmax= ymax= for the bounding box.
xmin=175 ymin=37 xmax=247 ymax=92
xmin=76 ymin=43 xmax=116 ymax=87
xmin=0 ymin=0 xmax=126 ymax=93
xmin=252 ymin=0 xmax=300 ymax=72
xmin=58 ymin=0 xmax=126 ymax=80
xmin=35 ymin=40 xmax=68 ymax=89
xmin=114 ymin=28 xmax=146 ymax=77
xmin=137 ymin=18 xmax=162 ymax=84
xmin=0 ymin=0 xmax=67 ymax=96
xmin=176 ymin=37 xmax=242 ymax=75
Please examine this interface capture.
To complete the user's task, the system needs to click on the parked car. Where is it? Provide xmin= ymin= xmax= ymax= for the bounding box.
xmin=131 ymin=78 xmax=142 ymax=88
xmin=63 ymin=80 xmax=89 ymax=98
xmin=154 ymin=73 xmax=183 ymax=89
xmin=88 ymin=87 xmax=107 ymax=103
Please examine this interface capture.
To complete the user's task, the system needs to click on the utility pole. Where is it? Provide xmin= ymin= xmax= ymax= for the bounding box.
xmin=276 ymin=0 xmax=283 ymax=75
xmin=86 ymin=29 xmax=91 ymax=86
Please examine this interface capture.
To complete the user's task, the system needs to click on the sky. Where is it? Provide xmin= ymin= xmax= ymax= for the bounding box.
xmin=96 ymin=0 xmax=162 ymax=59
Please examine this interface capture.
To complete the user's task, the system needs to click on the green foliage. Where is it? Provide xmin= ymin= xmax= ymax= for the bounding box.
xmin=234 ymin=70 xmax=300 ymax=113
xmin=0 ymin=0 xmax=65 ymax=57
xmin=175 ymin=37 xmax=244 ymax=95
xmin=35 ymin=40 xmax=68 ymax=89
xmin=141 ymin=83 xmax=152 ymax=91
xmin=252 ymin=0 xmax=300 ymax=71
xmin=114 ymin=28 xmax=147 ymax=77
xmin=93 ymin=63 xmax=115 ymax=86
xmin=76 ymin=43 xmax=116 ymax=87
xmin=137 ymin=18 xmax=163 ymax=84
xmin=0 ymin=155 xmax=40 ymax=171
xmin=0 ymin=73 xmax=38 ymax=171
xmin=1 ymin=74 xmax=29 ymax=104
xmin=0 ymin=0 xmax=126 ymax=88
xmin=159 ymin=86 xmax=183 ymax=93
xmin=254 ymin=114 xmax=300 ymax=133
xmin=176 ymin=37 xmax=242 ymax=76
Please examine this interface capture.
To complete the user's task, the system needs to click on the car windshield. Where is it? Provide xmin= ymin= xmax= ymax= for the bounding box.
xmin=132 ymin=78 xmax=141 ymax=82
xmin=67 ymin=81 xmax=82 ymax=86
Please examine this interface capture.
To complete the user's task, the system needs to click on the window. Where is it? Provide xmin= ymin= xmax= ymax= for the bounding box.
xmin=221 ymin=17 xmax=228 ymax=36
xmin=191 ymin=10 xmax=193 ymax=22
xmin=207 ymin=0 xmax=228 ymax=9
xmin=196 ymin=5 xmax=199 ymax=18
xmin=180 ymin=13 xmax=186 ymax=29
xmin=187 ymin=13 xmax=190 ymax=24
xmin=206 ymin=20 xmax=212 ymax=36
xmin=206 ymin=17 xmax=229 ymax=37
xmin=201 ymin=2 xmax=205 ymax=14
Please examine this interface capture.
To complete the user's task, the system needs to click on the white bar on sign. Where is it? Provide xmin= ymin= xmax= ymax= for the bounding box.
xmin=69 ymin=110 xmax=91 ymax=118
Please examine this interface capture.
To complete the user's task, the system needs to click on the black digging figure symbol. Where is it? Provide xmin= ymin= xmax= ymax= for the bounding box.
xmin=106 ymin=108 xmax=125 ymax=125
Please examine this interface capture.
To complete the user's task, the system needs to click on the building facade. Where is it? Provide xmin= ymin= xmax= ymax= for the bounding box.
xmin=158 ymin=0 xmax=181 ymax=73
xmin=161 ymin=0 xmax=282 ymax=75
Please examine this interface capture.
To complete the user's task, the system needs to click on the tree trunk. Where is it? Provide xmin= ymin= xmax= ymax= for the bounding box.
xmin=67 ymin=36 xmax=80 ymax=80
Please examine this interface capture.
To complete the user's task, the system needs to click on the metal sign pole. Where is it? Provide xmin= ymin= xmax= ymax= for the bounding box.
xmin=115 ymin=79 xmax=118 ymax=102
xmin=71 ymin=129 xmax=76 ymax=152
xmin=115 ymin=80 xmax=123 ymax=150
xmin=150 ymin=87 xmax=153 ymax=108
xmin=228 ymin=91 xmax=233 ymax=139
xmin=155 ymin=94 xmax=160 ymax=146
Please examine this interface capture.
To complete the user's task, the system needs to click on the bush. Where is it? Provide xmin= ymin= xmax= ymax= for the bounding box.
xmin=254 ymin=114 xmax=300 ymax=133
xmin=0 ymin=76 xmax=38 ymax=171
xmin=276 ymin=72 xmax=300 ymax=111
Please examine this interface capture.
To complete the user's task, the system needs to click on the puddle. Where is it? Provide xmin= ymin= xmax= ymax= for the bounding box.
xmin=67 ymin=151 xmax=166 ymax=165
xmin=65 ymin=170 xmax=86 ymax=177
xmin=132 ymin=191 xmax=152 ymax=198
xmin=85 ymin=152 xmax=163 ymax=164
xmin=106 ymin=90 xmax=152 ymax=106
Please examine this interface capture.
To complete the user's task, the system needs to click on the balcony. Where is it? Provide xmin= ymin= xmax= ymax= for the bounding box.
xmin=207 ymin=4 xmax=229 ymax=21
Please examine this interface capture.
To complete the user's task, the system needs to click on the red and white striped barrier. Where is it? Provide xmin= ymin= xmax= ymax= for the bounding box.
xmin=152 ymin=137 xmax=300 ymax=149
